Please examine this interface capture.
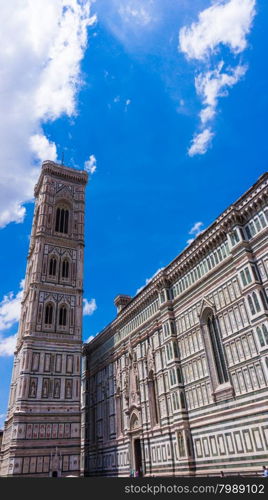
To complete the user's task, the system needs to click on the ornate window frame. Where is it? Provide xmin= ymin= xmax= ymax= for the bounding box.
xmin=199 ymin=299 xmax=233 ymax=402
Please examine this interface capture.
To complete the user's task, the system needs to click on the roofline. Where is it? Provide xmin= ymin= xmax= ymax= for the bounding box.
xmin=34 ymin=160 xmax=88 ymax=196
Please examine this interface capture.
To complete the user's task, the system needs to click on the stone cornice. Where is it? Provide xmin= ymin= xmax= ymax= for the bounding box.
xmin=34 ymin=161 xmax=88 ymax=197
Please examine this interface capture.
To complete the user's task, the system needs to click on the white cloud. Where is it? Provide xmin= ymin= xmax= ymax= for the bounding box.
xmin=0 ymin=0 xmax=96 ymax=228
xmin=136 ymin=267 xmax=164 ymax=294
xmin=0 ymin=280 xmax=24 ymax=331
xmin=188 ymin=128 xmax=214 ymax=157
xmin=189 ymin=221 xmax=204 ymax=235
xmin=179 ymin=0 xmax=256 ymax=61
xmin=0 ymin=334 xmax=17 ymax=357
xmin=30 ymin=134 xmax=57 ymax=162
xmin=85 ymin=335 xmax=94 ymax=343
xmin=187 ymin=221 xmax=204 ymax=246
xmin=83 ymin=298 xmax=97 ymax=316
xmin=186 ymin=238 xmax=195 ymax=246
xmin=196 ymin=62 xmax=247 ymax=125
xmin=118 ymin=3 xmax=153 ymax=26
xmin=125 ymin=98 xmax=131 ymax=111
xmin=84 ymin=154 xmax=97 ymax=174
xmin=179 ymin=0 xmax=256 ymax=156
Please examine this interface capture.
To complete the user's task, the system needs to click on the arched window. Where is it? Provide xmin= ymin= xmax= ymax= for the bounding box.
xmin=180 ymin=391 xmax=186 ymax=409
xmin=256 ymin=324 xmax=268 ymax=347
xmin=62 ymin=259 xmax=69 ymax=279
xmin=49 ymin=257 xmax=57 ymax=277
xmin=260 ymin=290 xmax=268 ymax=310
xmin=55 ymin=207 xmax=69 ymax=234
xmin=262 ymin=323 xmax=268 ymax=343
xmin=59 ymin=305 xmax=67 ymax=326
xmin=177 ymin=431 xmax=186 ymax=457
xmin=252 ymin=292 xmax=261 ymax=313
xmin=45 ymin=303 xmax=53 ymax=325
xmin=207 ymin=315 xmax=228 ymax=384
xmin=248 ymin=292 xmax=261 ymax=315
xmin=248 ymin=295 xmax=255 ymax=315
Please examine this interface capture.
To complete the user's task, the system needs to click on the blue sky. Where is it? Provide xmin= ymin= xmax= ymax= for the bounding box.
xmin=0 ymin=0 xmax=267 ymax=426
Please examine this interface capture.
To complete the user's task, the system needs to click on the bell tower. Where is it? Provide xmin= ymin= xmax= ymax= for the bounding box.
xmin=0 ymin=161 xmax=88 ymax=477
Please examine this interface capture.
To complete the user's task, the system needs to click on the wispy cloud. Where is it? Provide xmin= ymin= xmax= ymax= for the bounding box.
xmin=84 ymin=154 xmax=97 ymax=174
xmin=85 ymin=335 xmax=95 ymax=343
xmin=95 ymin=0 xmax=161 ymax=51
xmin=179 ymin=0 xmax=256 ymax=156
xmin=188 ymin=128 xmax=214 ymax=157
xmin=186 ymin=221 xmax=204 ymax=245
xmin=0 ymin=333 xmax=17 ymax=357
xmin=0 ymin=0 xmax=96 ymax=228
xmin=0 ymin=280 xmax=24 ymax=331
xmin=125 ymin=98 xmax=131 ymax=111
xmin=118 ymin=2 xmax=153 ymax=26
xmin=136 ymin=267 xmax=164 ymax=294
xmin=83 ymin=298 xmax=97 ymax=316
xmin=0 ymin=413 xmax=6 ymax=428
xmin=196 ymin=62 xmax=248 ymax=126
xmin=0 ymin=280 xmax=24 ymax=357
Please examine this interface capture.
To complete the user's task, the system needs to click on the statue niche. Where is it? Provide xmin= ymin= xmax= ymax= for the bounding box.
xmin=125 ymin=340 xmax=141 ymax=414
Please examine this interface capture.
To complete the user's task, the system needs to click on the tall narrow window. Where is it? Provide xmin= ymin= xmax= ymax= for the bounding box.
xmin=207 ymin=315 xmax=228 ymax=384
xmin=148 ymin=370 xmax=159 ymax=427
xmin=45 ymin=303 xmax=53 ymax=325
xmin=252 ymin=291 xmax=261 ymax=312
xmin=55 ymin=207 xmax=69 ymax=234
xmin=260 ymin=290 xmax=268 ymax=310
xmin=49 ymin=257 xmax=57 ymax=276
xmin=62 ymin=259 xmax=69 ymax=279
xmin=59 ymin=305 xmax=67 ymax=326
xmin=256 ymin=324 xmax=268 ymax=347
xmin=115 ymin=389 xmax=123 ymax=437
xmin=180 ymin=391 xmax=186 ymax=409
xmin=248 ymin=295 xmax=256 ymax=315
xmin=177 ymin=431 xmax=186 ymax=457
xmin=248 ymin=292 xmax=261 ymax=315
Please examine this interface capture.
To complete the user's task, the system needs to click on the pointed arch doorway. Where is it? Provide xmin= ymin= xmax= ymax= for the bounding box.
xmin=129 ymin=411 xmax=143 ymax=477
xmin=133 ymin=438 xmax=142 ymax=477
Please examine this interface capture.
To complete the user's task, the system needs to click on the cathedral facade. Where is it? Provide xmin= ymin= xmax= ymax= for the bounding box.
xmin=0 ymin=161 xmax=87 ymax=477
xmin=82 ymin=173 xmax=268 ymax=477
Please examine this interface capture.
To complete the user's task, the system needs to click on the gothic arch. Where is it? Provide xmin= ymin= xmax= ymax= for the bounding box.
xmin=200 ymin=304 xmax=229 ymax=391
xmin=199 ymin=298 xmax=216 ymax=324
xmin=48 ymin=254 xmax=58 ymax=278
xmin=60 ymin=254 xmax=71 ymax=280
xmin=57 ymin=301 xmax=70 ymax=330
xmin=54 ymin=199 xmax=72 ymax=236
xmin=44 ymin=301 xmax=55 ymax=327
xmin=130 ymin=411 xmax=140 ymax=431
